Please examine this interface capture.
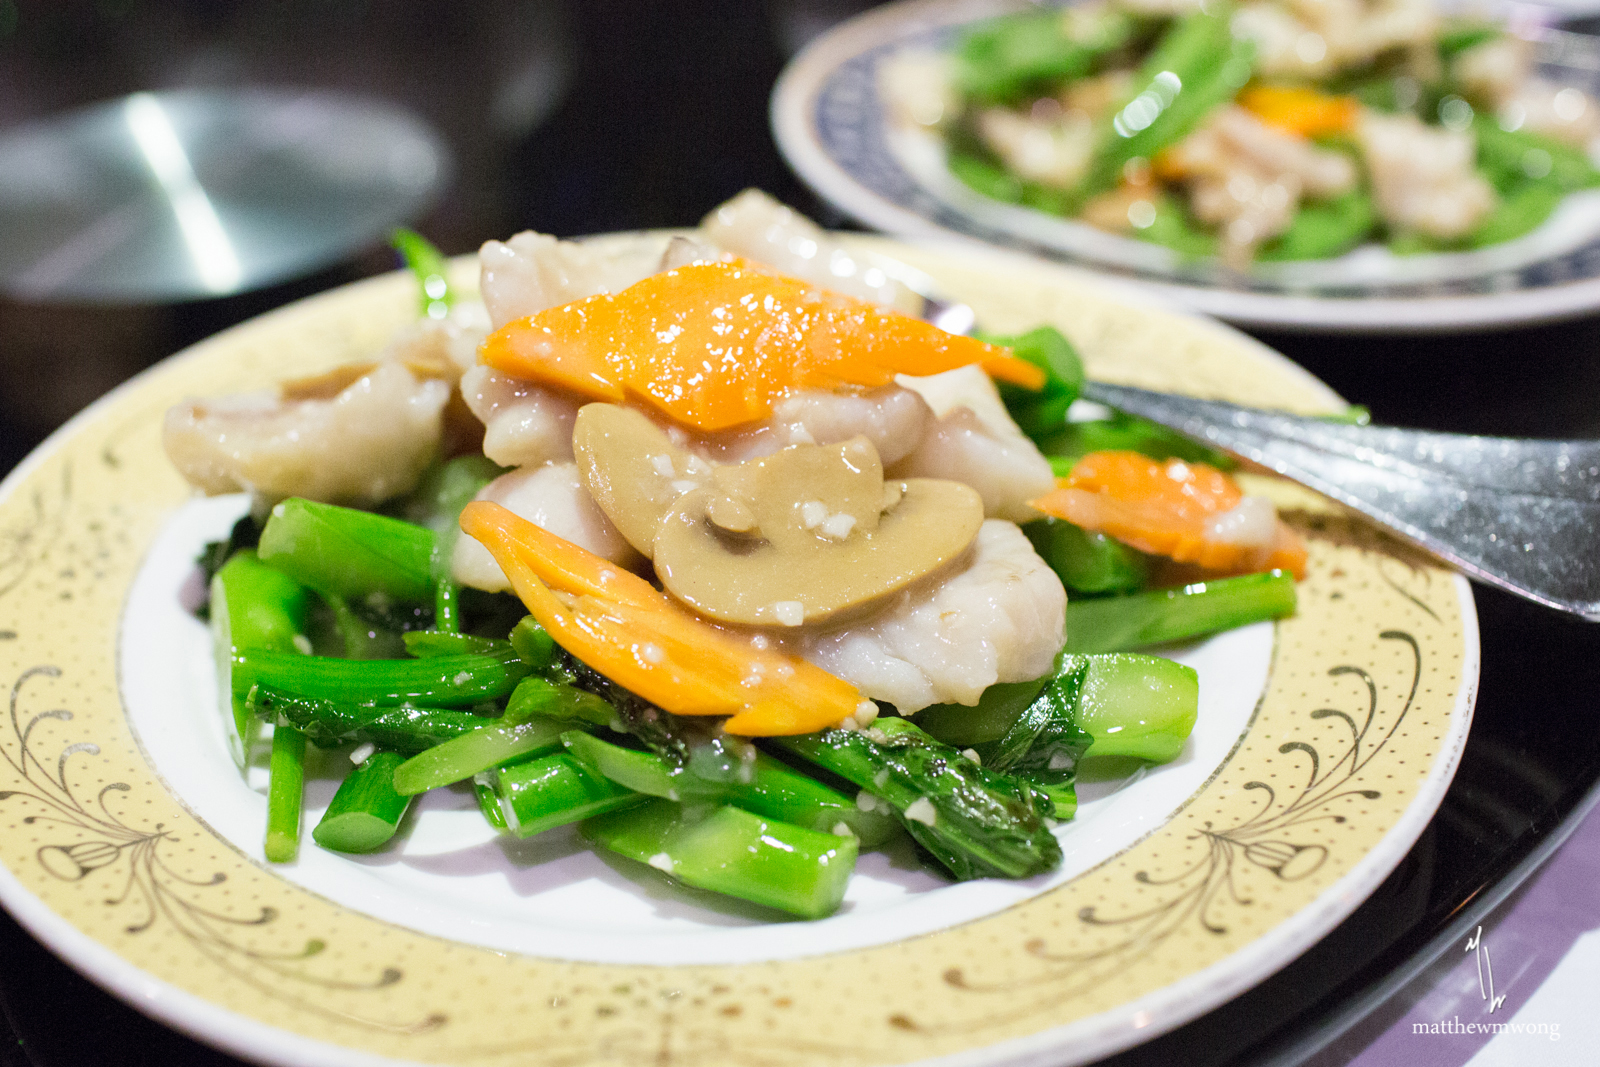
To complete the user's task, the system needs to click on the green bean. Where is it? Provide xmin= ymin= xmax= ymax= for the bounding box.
xmin=1467 ymin=182 xmax=1565 ymax=248
xmin=312 ymin=751 xmax=413 ymax=853
xmin=956 ymin=8 xmax=1134 ymax=105
xmin=583 ymin=800 xmax=857 ymax=920
xmin=1474 ymin=117 xmax=1600 ymax=195
xmin=1082 ymin=11 xmax=1254 ymax=199
xmin=1064 ymin=571 xmax=1297 ymax=653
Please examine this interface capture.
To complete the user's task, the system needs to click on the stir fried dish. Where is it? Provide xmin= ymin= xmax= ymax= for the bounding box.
xmin=164 ymin=191 xmax=1305 ymax=918
xmin=879 ymin=0 xmax=1600 ymax=265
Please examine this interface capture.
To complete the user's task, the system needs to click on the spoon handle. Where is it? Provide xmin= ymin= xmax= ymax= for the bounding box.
xmin=1083 ymin=381 xmax=1600 ymax=620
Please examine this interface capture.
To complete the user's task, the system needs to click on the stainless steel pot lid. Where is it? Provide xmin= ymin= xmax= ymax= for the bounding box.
xmin=0 ymin=88 xmax=450 ymax=303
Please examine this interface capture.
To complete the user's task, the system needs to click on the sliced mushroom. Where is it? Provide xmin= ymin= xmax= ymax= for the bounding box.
xmin=715 ymin=434 xmax=887 ymax=544
xmin=576 ymin=402 xmax=984 ymax=625
xmin=571 ymin=402 xmax=712 ymax=557
xmin=653 ymin=469 xmax=983 ymax=627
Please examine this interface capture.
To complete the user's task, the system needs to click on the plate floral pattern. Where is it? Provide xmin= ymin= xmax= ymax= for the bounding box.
xmin=0 ymin=238 xmax=1476 ymax=1067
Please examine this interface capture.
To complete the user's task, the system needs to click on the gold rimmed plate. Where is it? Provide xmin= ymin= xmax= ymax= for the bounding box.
xmin=0 ymin=236 xmax=1477 ymax=1066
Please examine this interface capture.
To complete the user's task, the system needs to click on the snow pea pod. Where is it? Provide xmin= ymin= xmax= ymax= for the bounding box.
xmin=1474 ymin=117 xmax=1600 ymax=195
xmin=1082 ymin=11 xmax=1254 ymax=199
xmin=1467 ymin=182 xmax=1565 ymax=249
xmin=1258 ymin=189 xmax=1376 ymax=261
xmin=957 ymin=8 xmax=1135 ymax=105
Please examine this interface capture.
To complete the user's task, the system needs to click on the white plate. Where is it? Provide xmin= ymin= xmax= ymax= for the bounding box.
xmin=773 ymin=0 xmax=1600 ymax=331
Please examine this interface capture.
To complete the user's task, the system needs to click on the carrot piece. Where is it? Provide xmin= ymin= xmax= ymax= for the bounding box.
xmin=478 ymin=259 xmax=1044 ymax=431
xmin=1237 ymin=85 xmax=1359 ymax=138
xmin=1029 ymin=450 xmax=1307 ymax=579
xmin=460 ymin=502 xmax=864 ymax=736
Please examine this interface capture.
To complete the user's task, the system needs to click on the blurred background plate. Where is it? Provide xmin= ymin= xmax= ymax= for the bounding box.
xmin=772 ymin=0 xmax=1600 ymax=331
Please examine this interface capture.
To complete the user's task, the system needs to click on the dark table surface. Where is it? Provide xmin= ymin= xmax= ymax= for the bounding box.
xmin=4 ymin=3 xmax=1600 ymax=1066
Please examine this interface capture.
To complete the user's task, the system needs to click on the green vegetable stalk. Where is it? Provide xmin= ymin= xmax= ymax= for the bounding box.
xmin=490 ymin=752 xmax=642 ymax=836
xmin=246 ymin=685 xmax=491 ymax=754
xmin=230 ymin=646 xmax=530 ymax=707
xmin=1065 ymin=571 xmax=1298 ymax=653
xmin=392 ymin=720 xmax=572 ymax=796
xmin=264 ymin=722 xmax=307 ymax=863
xmin=562 ymin=731 xmax=898 ymax=846
xmin=777 ymin=718 xmax=1061 ymax=881
xmin=258 ymin=497 xmax=436 ymax=606
xmin=584 ymin=800 xmax=858 ymax=919
xmin=1025 ymin=517 xmax=1150 ymax=595
xmin=391 ymin=227 xmax=455 ymax=319
xmin=210 ymin=551 xmax=310 ymax=767
xmin=313 ymin=751 xmax=414 ymax=853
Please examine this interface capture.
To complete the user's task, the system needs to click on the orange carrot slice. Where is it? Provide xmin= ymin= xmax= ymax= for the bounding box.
xmin=1237 ymin=85 xmax=1359 ymax=138
xmin=479 ymin=259 xmax=1045 ymax=431
xmin=1030 ymin=450 xmax=1307 ymax=579
xmin=460 ymin=501 xmax=865 ymax=736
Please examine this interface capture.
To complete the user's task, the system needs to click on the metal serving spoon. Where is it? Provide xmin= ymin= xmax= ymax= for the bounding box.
xmin=911 ymin=286 xmax=1600 ymax=618
xmin=1081 ymin=381 xmax=1600 ymax=620
xmin=860 ymin=253 xmax=1600 ymax=619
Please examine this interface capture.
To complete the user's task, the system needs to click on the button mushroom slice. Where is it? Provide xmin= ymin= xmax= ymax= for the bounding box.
xmin=652 ymin=452 xmax=984 ymax=628
xmin=727 ymin=434 xmax=889 ymax=543
xmin=571 ymin=402 xmax=715 ymax=558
